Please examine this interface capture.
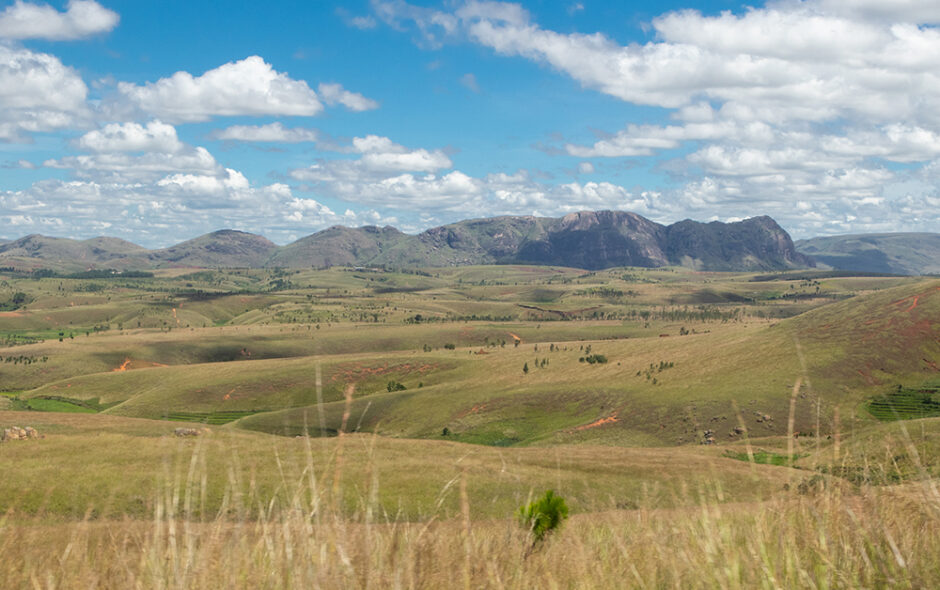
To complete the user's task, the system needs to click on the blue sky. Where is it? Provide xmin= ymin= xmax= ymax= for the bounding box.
xmin=0 ymin=0 xmax=938 ymax=246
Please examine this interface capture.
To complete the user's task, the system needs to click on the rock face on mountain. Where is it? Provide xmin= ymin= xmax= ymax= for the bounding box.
xmin=0 ymin=211 xmax=818 ymax=271
xmin=796 ymin=233 xmax=940 ymax=276
xmin=515 ymin=211 xmax=669 ymax=269
xmin=666 ymin=216 xmax=813 ymax=271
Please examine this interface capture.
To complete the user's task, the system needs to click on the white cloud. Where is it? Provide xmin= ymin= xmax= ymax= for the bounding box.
xmin=77 ymin=120 xmax=183 ymax=153
xmin=117 ymin=56 xmax=324 ymax=123
xmin=459 ymin=72 xmax=480 ymax=92
xmin=292 ymin=135 xmax=453 ymax=183
xmin=814 ymin=0 xmax=940 ymax=25
xmin=45 ymin=145 xmax=221 ymax=184
xmin=316 ymin=82 xmax=379 ymax=111
xmin=577 ymin=161 xmax=594 ymax=174
xmin=368 ymin=1 xmax=940 ymax=236
xmin=0 ymin=0 xmax=118 ymax=41
xmin=0 ymin=172 xmax=393 ymax=246
xmin=351 ymin=15 xmax=378 ymax=29
xmin=212 ymin=122 xmax=319 ymax=143
xmin=0 ymin=44 xmax=90 ymax=141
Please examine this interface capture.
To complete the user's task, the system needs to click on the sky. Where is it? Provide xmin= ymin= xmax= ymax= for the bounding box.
xmin=0 ymin=0 xmax=938 ymax=247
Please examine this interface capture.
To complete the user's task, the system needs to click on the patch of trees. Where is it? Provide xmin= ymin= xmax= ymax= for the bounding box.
xmin=0 ymin=291 xmax=29 ymax=311
xmin=579 ymin=354 xmax=608 ymax=364
xmin=1 ymin=354 xmax=48 ymax=364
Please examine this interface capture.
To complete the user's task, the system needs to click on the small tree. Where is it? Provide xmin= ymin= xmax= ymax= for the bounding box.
xmin=522 ymin=362 xmax=529 ymax=375
xmin=517 ymin=490 xmax=568 ymax=543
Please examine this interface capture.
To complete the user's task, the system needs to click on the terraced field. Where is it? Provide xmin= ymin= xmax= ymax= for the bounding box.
xmin=867 ymin=383 xmax=940 ymax=421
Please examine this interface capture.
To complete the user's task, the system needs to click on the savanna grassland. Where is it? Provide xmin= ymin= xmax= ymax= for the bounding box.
xmin=1 ymin=264 xmax=939 ymax=588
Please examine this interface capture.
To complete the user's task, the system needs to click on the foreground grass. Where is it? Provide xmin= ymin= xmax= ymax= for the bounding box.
xmin=1 ymin=457 xmax=938 ymax=588
xmin=0 ymin=412 xmax=790 ymax=520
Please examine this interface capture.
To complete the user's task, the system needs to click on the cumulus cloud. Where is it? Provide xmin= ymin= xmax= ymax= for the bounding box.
xmin=292 ymin=135 xmax=453 ymax=185
xmin=116 ymin=56 xmax=324 ymax=123
xmin=0 ymin=44 xmax=90 ymax=141
xmin=0 ymin=170 xmax=394 ymax=246
xmin=369 ymin=0 xmax=940 ymax=235
xmin=0 ymin=0 xmax=118 ymax=41
xmin=212 ymin=122 xmax=320 ymax=143
xmin=112 ymin=57 xmax=379 ymax=122
xmin=77 ymin=120 xmax=183 ymax=153
xmin=316 ymin=82 xmax=379 ymax=111
xmin=45 ymin=146 xmax=221 ymax=183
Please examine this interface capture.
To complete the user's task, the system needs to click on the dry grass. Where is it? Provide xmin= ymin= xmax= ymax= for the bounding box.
xmin=2 ymin=449 xmax=939 ymax=589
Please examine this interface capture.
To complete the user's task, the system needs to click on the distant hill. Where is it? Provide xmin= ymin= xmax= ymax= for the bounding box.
xmin=0 ymin=235 xmax=149 ymax=270
xmin=796 ymin=233 xmax=940 ymax=276
xmin=146 ymin=230 xmax=277 ymax=268
xmin=0 ymin=211 xmax=812 ymax=271
xmin=268 ymin=225 xmax=412 ymax=268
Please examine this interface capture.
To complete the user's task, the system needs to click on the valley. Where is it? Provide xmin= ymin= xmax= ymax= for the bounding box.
xmin=1 ymin=262 xmax=938 ymax=586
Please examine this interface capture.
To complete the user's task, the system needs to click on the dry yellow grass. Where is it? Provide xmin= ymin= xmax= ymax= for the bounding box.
xmin=2 ymin=457 xmax=938 ymax=589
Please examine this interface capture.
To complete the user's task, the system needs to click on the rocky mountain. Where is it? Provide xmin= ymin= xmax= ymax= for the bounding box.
xmin=266 ymin=212 xmax=810 ymax=271
xmin=796 ymin=233 xmax=940 ymax=276
xmin=0 ymin=211 xmax=816 ymax=272
xmin=666 ymin=216 xmax=812 ymax=271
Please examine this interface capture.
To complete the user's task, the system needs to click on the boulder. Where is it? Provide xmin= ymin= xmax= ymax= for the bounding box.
xmin=1 ymin=426 xmax=42 ymax=442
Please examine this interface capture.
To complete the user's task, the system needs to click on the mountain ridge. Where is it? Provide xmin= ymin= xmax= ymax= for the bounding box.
xmin=0 ymin=210 xmax=830 ymax=272
xmin=796 ymin=233 xmax=940 ymax=276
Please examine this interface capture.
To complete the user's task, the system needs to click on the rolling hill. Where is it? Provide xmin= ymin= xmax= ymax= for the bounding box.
xmin=796 ymin=233 xmax=940 ymax=275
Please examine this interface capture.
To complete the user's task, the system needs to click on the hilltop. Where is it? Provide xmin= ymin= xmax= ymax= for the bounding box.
xmin=0 ymin=211 xmax=813 ymax=272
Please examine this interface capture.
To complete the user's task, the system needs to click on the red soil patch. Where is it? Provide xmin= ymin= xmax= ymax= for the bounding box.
xmin=0 ymin=311 xmax=24 ymax=317
xmin=891 ymin=287 xmax=940 ymax=312
xmin=112 ymin=358 xmax=169 ymax=372
xmin=573 ymin=411 xmax=619 ymax=431
xmin=455 ymin=403 xmax=487 ymax=419
xmin=475 ymin=349 xmax=489 ymax=355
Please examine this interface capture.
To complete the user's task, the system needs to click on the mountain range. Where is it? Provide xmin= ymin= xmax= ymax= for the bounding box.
xmin=0 ymin=211 xmax=933 ymax=274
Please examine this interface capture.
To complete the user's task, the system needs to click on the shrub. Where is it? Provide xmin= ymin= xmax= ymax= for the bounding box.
xmin=443 ymin=343 xmax=456 ymax=350
xmin=517 ymin=490 xmax=568 ymax=543
xmin=387 ymin=380 xmax=407 ymax=392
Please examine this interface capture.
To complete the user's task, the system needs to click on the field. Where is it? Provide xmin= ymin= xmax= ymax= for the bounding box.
xmin=1 ymin=265 xmax=938 ymax=586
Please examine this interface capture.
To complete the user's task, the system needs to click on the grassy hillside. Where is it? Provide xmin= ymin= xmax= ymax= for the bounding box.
xmin=2 ymin=266 xmax=939 ymax=587
xmin=796 ymin=232 xmax=940 ymax=275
